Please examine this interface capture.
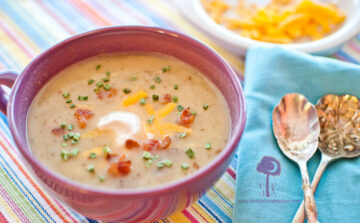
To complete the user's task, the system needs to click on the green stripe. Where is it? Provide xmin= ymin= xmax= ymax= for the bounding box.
xmin=0 ymin=160 xmax=43 ymax=222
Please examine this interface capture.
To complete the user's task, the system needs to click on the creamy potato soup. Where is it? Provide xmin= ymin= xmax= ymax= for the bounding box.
xmin=27 ymin=53 xmax=230 ymax=189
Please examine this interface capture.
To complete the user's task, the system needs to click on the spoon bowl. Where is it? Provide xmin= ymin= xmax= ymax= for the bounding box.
xmin=292 ymin=94 xmax=360 ymax=223
xmin=273 ymin=93 xmax=320 ymax=223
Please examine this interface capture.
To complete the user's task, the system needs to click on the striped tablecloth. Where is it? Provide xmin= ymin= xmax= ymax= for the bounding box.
xmin=0 ymin=1 xmax=359 ymax=223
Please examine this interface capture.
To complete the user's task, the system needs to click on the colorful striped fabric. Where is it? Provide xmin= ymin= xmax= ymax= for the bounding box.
xmin=0 ymin=1 xmax=240 ymax=222
xmin=0 ymin=1 xmax=359 ymax=223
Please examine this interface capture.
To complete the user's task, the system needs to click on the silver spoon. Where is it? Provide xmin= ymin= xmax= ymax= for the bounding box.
xmin=272 ymin=93 xmax=320 ymax=223
xmin=292 ymin=94 xmax=360 ymax=223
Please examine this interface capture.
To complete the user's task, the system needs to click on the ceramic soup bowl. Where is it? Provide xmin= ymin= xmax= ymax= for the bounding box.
xmin=0 ymin=26 xmax=246 ymax=222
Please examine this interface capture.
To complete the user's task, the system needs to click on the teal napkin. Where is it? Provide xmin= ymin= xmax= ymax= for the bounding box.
xmin=234 ymin=47 xmax=360 ymax=223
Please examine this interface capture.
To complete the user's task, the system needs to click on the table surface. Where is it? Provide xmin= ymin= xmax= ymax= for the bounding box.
xmin=0 ymin=1 xmax=359 ymax=223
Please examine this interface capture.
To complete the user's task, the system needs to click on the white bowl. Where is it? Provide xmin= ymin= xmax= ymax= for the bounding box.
xmin=173 ymin=0 xmax=360 ymax=56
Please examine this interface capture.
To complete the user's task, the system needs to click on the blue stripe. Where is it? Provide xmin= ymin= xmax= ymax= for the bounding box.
xmin=53 ymin=0 xmax=97 ymax=31
xmin=0 ymin=48 xmax=22 ymax=70
xmin=0 ymin=0 xmax=52 ymax=49
xmin=125 ymin=0 xmax=171 ymax=28
xmin=199 ymin=195 xmax=232 ymax=223
xmin=210 ymin=187 xmax=233 ymax=208
xmin=336 ymin=50 xmax=360 ymax=64
xmin=0 ymin=117 xmax=11 ymax=138
xmin=0 ymin=153 xmax=56 ymax=222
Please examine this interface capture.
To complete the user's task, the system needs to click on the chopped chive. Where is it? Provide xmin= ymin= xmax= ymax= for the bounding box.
xmin=104 ymin=84 xmax=111 ymax=91
xmin=157 ymin=162 xmax=164 ymax=168
xmin=186 ymin=148 xmax=195 ymax=159
xmin=103 ymin=145 xmax=111 ymax=155
xmin=60 ymin=123 xmax=66 ymax=129
xmin=177 ymin=105 xmax=184 ymax=111
xmin=102 ymin=77 xmax=110 ymax=82
xmin=65 ymin=99 xmax=72 ymax=103
xmin=63 ymin=134 xmax=69 ymax=140
xmin=62 ymin=92 xmax=70 ymax=99
xmin=147 ymin=115 xmax=155 ymax=125
xmin=172 ymin=96 xmax=178 ymax=103
xmin=161 ymin=65 xmax=171 ymax=72
xmin=89 ymin=152 xmax=97 ymax=159
xmin=162 ymin=159 xmax=172 ymax=167
xmin=61 ymin=150 xmax=69 ymax=161
xmin=146 ymin=159 xmax=154 ymax=168
xmin=140 ymin=98 xmax=146 ymax=105
xmin=179 ymin=132 xmax=187 ymax=138
xmin=152 ymin=94 xmax=159 ymax=101
xmin=142 ymin=152 xmax=152 ymax=160
xmin=174 ymin=84 xmax=178 ymax=90
xmin=99 ymin=175 xmax=105 ymax=182
xmin=71 ymin=139 xmax=78 ymax=144
xmin=96 ymin=64 xmax=101 ymax=70
xmin=67 ymin=124 xmax=73 ymax=131
xmin=131 ymin=74 xmax=137 ymax=81
xmin=68 ymin=132 xmax=74 ymax=138
xmin=154 ymin=76 xmax=162 ymax=83
xmin=61 ymin=142 xmax=67 ymax=147
xmin=205 ymin=143 xmax=212 ymax=150
xmin=191 ymin=111 xmax=197 ymax=115
xmin=78 ymin=96 xmax=88 ymax=101
xmin=87 ymin=164 xmax=95 ymax=173
xmin=123 ymin=88 xmax=131 ymax=94
xmin=203 ymin=104 xmax=209 ymax=110
xmin=70 ymin=104 xmax=76 ymax=108
xmin=150 ymin=85 xmax=155 ymax=89
xmin=73 ymin=132 xmax=81 ymax=140
xmin=70 ymin=148 xmax=79 ymax=157
xmin=154 ymin=155 xmax=159 ymax=159
xmin=106 ymin=71 xmax=111 ymax=76
xmin=88 ymin=79 xmax=95 ymax=85
xmin=96 ymin=82 xmax=103 ymax=88
xmin=181 ymin=163 xmax=189 ymax=170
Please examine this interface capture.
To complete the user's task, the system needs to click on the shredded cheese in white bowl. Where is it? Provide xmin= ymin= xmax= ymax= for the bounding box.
xmin=173 ymin=0 xmax=360 ymax=55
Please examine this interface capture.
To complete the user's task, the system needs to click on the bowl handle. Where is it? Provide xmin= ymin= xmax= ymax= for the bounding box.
xmin=0 ymin=71 xmax=18 ymax=115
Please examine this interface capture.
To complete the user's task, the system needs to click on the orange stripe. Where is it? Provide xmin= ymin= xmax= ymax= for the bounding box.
xmin=0 ymin=140 xmax=69 ymax=222
xmin=190 ymin=205 xmax=210 ymax=223
xmin=69 ymin=0 xmax=112 ymax=26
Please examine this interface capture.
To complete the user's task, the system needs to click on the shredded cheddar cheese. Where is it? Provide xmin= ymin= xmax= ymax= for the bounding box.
xmin=202 ymin=0 xmax=346 ymax=43
xmin=122 ymin=90 xmax=148 ymax=107
xmin=79 ymin=147 xmax=103 ymax=158
xmin=82 ymin=129 xmax=107 ymax=138
xmin=156 ymin=102 xmax=177 ymax=119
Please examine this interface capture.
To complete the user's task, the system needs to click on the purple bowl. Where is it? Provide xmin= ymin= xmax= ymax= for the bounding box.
xmin=0 ymin=26 xmax=246 ymax=222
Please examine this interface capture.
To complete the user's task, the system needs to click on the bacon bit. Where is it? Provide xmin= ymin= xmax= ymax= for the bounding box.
xmin=108 ymin=159 xmax=131 ymax=176
xmin=74 ymin=109 xmax=94 ymax=129
xmin=52 ymin=127 xmax=65 ymax=136
xmin=178 ymin=108 xmax=195 ymax=127
xmin=96 ymin=88 xmax=117 ymax=100
xmin=159 ymin=135 xmax=171 ymax=150
xmin=160 ymin=94 xmax=172 ymax=104
xmin=105 ymin=152 xmax=120 ymax=160
xmin=142 ymin=139 xmax=160 ymax=151
xmin=193 ymin=162 xmax=200 ymax=170
xmin=125 ymin=139 xmax=140 ymax=149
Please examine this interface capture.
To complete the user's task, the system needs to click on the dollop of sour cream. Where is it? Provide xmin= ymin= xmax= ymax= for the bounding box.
xmin=97 ymin=111 xmax=141 ymax=146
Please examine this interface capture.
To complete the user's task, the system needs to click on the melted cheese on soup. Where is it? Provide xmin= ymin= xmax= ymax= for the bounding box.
xmin=27 ymin=53 xmax=230 ymax=189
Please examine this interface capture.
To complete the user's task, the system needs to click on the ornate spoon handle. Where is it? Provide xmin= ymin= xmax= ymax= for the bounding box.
xmin=292 ymin=155 xmax=331 ymax=223
xmin=298 ymin=162 xmax=319 ymax=223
